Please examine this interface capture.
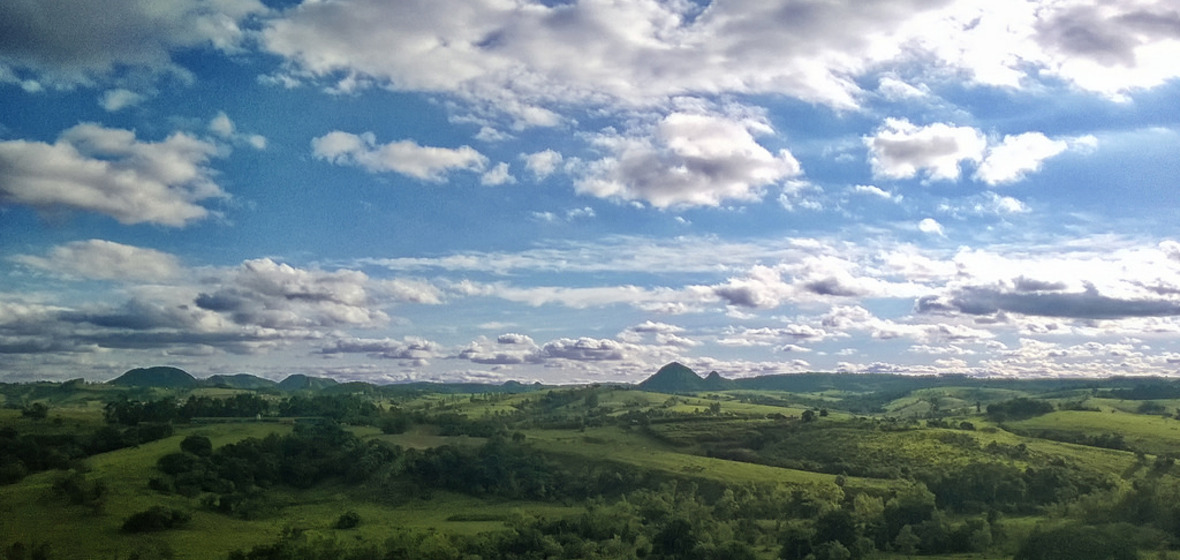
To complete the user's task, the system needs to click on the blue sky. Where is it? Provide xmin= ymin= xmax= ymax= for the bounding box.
xmin=2 ymin=0 xmax=1180 ymax=384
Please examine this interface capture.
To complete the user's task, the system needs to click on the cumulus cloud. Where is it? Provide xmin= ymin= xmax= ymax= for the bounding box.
xmin=0 ymin=0 xmax=266 ymax=87
xmin=319 ymin=336 xmax=440 ymax=362
xmin=311 ymin=131 xmax=487 ymax=181
xmin=852 ymin=184 xmax=900 ymax=201
xmin=974 ymin=132 xmax=1069 ymax=185
xmin=865 ymin=118 xmax=987 ymax=181
xmin=195 ymin=258 xmax=388 ymax=329
xmin=877 ymin=75 xmax=930 ymax=100
xmin=13 ymin=240 xmax=181 ymax=282
xmin=1031 ymin=2 xmax=1180 ymax=98
xmin=537 ymin=337 xmax=626 ymax=361
xmin=480 ymin=162 xmax=516 ymax=186
xmin=209 ymin=111 xmax=267 ymax=150
xmin=939 ymin=192 xmax=1029 ymax=217
xmin=577 ymin=112 xmax=802 ymax=208
xmin=522 ymin=149 xmax=563 ymax=179
xmin=918 ymin=218 xmax=945 ymax=236
xmin=920 ymin=285 xmax=1180 ymax=320
xmin=99 ymin=89 xmax=145 ymax=112
xmin=711 ymin=265 xmax=795 ymax=308
xmin=531 ymin=207 xmax=596 ymax=223
xmin=260 ymin=0 xmax=952 ymax=117
xmin=0 ymin=123 xmax=224 ymax=226
xmin=458 ymin=334 xmax=539 ymax=365
xmin=619 ymin=321 xmax=700 ymax=347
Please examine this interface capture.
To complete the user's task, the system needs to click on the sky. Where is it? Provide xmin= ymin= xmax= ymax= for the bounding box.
xmin=2 ymin=0 xmax=1180 ymax=385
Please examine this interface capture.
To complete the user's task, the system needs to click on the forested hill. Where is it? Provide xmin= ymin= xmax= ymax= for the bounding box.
xmin=108 ymin=367 xmax=198 ymax=389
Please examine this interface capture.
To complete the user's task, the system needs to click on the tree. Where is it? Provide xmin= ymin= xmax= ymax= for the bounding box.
xmin=20 ymin=403 xmax=48 ymax=420
xmin=122 ymin=506 xmax=191 ymax=533
xmin=802 ymin=410 xmax=816 ymax=423
xmin=1013 ymin=524 xmax=1136 ymax=560
xmin=180 ymin=435 xmax=212 ymax=457
xmin=894 ymin=525 xmax=920 ymax=555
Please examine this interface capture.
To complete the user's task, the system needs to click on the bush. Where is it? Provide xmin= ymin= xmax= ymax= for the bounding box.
xmin=180 ymin=435 xmax=212 ymax=457
xmin=1013 ymin=524 xmax=1136 ymax=560
xmin=20 ymin=403 xmax=48 ymax=420
xmin=335 ymin=510 xmax=361 ymax=529
xmin=122 ymin=506 xmax=191 ymax=533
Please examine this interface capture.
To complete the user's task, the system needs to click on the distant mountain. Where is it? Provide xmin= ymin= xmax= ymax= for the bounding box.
xmin=703 ymin=370 xmax=735 ymax=391
xmin=638 ymin=362 xmax=711 ymax=394
xmin=277 ymin=374 xmax=339 ymax=392
xmin=203 ymin=374 xmax=278 ymax=390
xmin=109 ymin=366 xmax=198 ymax=388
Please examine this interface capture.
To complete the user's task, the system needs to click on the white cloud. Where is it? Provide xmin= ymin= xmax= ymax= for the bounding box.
xmin=877 ymin=75 xmax=929 ymax=100
xmin=577 ymin=112 xmax=803 ymax=208
xmin=480 ymin=162 xmax=516 ymax=186
xmin=311 ymin=131 xmax=487 ymax=181
xmin=319 ymin=336 xmax=440 ymax=362
xmin=13 ymin=240 xmax=181 ymax=282
xmin=458 ymin=334 xmax=539 ymax=365
xmin=852 ymin=184 xmax=900 ymax=201
xmin=99 ymin=89 xmax=145 ymax=112
xmin=209 ymin=111 xmax=236 ymax=138
xmin=0 ymin=123 xmax=224 ymax=226
xmin=953 ymin=192 xmax=1029 ymax=216
xmin=522 ymin=149 xmax=563 ymax=179
xmin=260 ymin=0 xmax=934 ymax=115
xmin=974 ymin=132 xmax=1069 ymax=185
xmin=918 ymin=218 xmax=945 ymax=236
xmin=0 ymin=0 xmax=266 ymax=87
xmin=538 ymin=337 xmax=626 ymax=362
xmin=475 ymin=126 xmax=511 ymax=142
xmin=194 ymin=258 xmax=389 ymax=330
xmin=865 ymin=118 xmax=987 ymax=181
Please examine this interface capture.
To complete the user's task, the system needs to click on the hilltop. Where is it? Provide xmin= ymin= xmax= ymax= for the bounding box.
xmin=204 ymin=373 xmax=278 ymax=390
xmin=638 ymin=362 xmax=735 ymax=393
xmin=277 ymin=373 xmax=339 ymax=391
xmin=108 ymin=366 xmax=198 ymax=388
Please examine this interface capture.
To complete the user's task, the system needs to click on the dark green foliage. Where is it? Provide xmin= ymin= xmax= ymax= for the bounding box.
xmin=986 ymin=398 xmax=1054 ymax=421
xmin=335 ymin=510 xmax=360 ymax=529
xmin=651 ymin=518 xmax=696 ymax=558
xmin=180 ymin=435 xmax=213 ymax=457
xmin=19 ymin=403 xmax=48 ymax=420
xmin=276 ymin=374 xmax=338 ymax=392
xmin=378 ymin=413 xmax=410 ymax=434
xmin=109 ymin=366 xmax=197 ymax=388
xmin=104 ymin=397 xmax=179 ymax=425
xmin=51 ymin=470 xmax=106 ymax=510
xmin=1012 ymin=428 xmax=1129 ymax=451
xmin=1013 ymin=524 xmax=1136 ymax=560
xmin=3 ymin=541 xmax=51 ymax=560
xmin=638 ymin=362 xmax=713 ymax=393
xmin=277 ymin=395 xmax=378 ymax=424
xmin=814 ymin=509 xmax=857 ymax=549
xmin=181 ymin=394 xmax=271 ymax=419
xmin=121 ymin=506 xmax=191 ymax=533
xmin=203 ymin=374 xmax=278 ymax=390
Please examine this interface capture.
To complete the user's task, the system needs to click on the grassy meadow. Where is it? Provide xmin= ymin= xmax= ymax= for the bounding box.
xmin=5 ymin=373 xmax=1180 ymax=559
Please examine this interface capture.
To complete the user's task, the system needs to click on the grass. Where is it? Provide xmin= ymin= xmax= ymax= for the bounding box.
xmin=0 ymin=420 xmax=582 ymax=559
xmin=1007 ymin=409 xmax=1180 ymax=456
xmin=363 ymin=424 xmax=486 ymax=450
xmin=525 ymin=424 xmax=895 ymax=492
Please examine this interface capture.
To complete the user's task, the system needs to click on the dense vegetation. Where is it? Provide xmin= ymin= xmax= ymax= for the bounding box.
xmin=6 ymin=367 xmax=1180 ymax=559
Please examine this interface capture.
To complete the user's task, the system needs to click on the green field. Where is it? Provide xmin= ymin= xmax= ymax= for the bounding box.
xmin=6 ymin=374 xmax=1180 ymax=559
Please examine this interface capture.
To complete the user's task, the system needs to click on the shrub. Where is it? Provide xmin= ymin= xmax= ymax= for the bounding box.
xmin=335 ymin=510 xmax=361 ymax=529
xmin=122 ymin=506 xmax=191 ymax=533
xmin=180 ymin=435 xmax=213 ymax=457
